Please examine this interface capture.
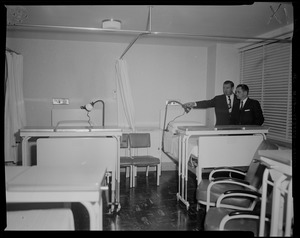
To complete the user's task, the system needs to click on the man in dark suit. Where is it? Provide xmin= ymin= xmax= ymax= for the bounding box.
xmin=183 ymin=80 xmax=240 ymax=125
xmin=232 ymin=84 xmax=264 ymax=125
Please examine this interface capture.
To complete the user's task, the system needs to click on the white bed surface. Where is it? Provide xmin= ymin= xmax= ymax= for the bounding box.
xmin=164 ymin=120 xmax=204 ymax=160
xmin=163 ymin=122 xmax=264 ymax=169
xmin=159 ymin=106 xmax=206 ymax=130
xmin=167 ymin=121 xmax=205 ymax=134
xmin=164 ymin=133 xmax=199 ymax=160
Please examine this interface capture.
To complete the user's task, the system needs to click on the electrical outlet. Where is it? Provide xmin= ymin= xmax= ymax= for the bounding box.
xmin=52 ymin=98 xmax=69 ymax=105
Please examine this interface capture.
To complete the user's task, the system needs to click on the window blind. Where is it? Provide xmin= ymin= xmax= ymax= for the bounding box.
xmin=240 ymin=41 xmax=292 ymax=144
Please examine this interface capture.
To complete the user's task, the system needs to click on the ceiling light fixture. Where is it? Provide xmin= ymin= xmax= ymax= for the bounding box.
xmin=102 ymin=19 xmax=122 ymax=30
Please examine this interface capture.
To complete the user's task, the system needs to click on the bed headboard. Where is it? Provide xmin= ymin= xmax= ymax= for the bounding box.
xmin=51 ymin=109 xmax=103 ymax=127
xmin=159 ymin=105 xmax=206 ymax=129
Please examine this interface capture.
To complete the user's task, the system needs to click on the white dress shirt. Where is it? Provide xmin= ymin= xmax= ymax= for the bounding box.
xmin=240 ymin=97 xmax=248 ymax=109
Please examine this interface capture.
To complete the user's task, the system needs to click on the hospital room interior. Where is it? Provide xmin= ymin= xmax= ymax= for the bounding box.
xmin=3 ymin=3 xmax=295 ymax=235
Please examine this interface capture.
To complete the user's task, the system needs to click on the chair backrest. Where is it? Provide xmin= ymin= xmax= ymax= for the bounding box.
xmin=245 ymin=139 xmax=279 ymax=188
xmin=128 ymin=133 xmax=151 ymax=149
xmin=120 ymin=133 xmax=129 ymax=148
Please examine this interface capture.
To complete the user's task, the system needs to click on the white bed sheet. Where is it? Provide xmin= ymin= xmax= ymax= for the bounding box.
xmin=163 ymin=121 xmax=204 ymax=161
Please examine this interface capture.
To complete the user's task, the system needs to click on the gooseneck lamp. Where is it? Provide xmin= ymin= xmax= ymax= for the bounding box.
xmin=161 ymin=100 xmax=191 ymax=152
xmin=80 ymin=99 xmax=105 ymax=126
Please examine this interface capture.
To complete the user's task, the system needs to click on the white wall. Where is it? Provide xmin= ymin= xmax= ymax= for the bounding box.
xmin=7 ymin=37 xmax=124 ymax=126
xmin=126 ymin=43 xmax=207 ymax=127
xmin=6 ymin=32 xmax=239 ymax=128
xmin=214 ymin=43 xmax=240 ymax=95
xmin=191 ymin=43 xmax=240 ymax=126
xmin=205 ymin=44 xmax=217 ymax=126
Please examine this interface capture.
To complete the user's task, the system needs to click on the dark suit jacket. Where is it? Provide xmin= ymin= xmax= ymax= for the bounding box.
xmin=231 ymin=98 xmax=264 ymax=126
xmin=194 ymin=94 xmax=240 ymax=125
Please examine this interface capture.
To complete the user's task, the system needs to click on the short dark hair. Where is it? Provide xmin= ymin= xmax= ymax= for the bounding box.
xmin=223 ymin=80 xmax=234 ymax=88
xmin=236 ymin=84 xmax=249 ymax=94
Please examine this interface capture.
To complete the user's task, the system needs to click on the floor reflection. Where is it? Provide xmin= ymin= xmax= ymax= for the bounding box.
xmin=103 ymin=170 xmax=206 ymax=231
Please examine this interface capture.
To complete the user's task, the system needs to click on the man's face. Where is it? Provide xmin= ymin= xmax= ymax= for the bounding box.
xmin=235 ymin=87 xmax=247 ymax=100
xmin=223 ymin=83 xmax=233 ymax=96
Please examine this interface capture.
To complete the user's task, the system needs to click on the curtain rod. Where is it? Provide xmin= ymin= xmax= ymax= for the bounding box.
xmin=7 ymin=23 xmax=150 ymax=35
xmin=7 ymin=23 xmax=292 ymax=43
xmin=150 ymin=31 xmax=292 ymax=43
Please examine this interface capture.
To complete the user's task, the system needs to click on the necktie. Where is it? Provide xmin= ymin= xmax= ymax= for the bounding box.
xmin=240 ymin=100 xmax=244 ymax=110
xmin=227 ymin=96 xmax=231 ymax=111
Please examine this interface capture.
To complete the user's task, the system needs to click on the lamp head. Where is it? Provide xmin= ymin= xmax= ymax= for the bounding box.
xmin=80 ymin=103 xmax=94 ymax=112
xmin=167 ymin=100 xmax=191 ymax=114
xmin=80 ymin=99 xmax=104 ymax=112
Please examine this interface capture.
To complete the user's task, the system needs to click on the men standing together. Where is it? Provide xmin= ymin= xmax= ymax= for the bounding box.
xmin=183 ymin=80 xmax=264 ymax=126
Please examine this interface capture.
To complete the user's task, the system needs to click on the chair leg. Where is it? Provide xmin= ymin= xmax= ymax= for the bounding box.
xmin=134 ymin=166 xmax=137 ymax=177
xmin=125 ymin=167 xmax=130 ymax=178
xmin=129 ymin=165 xmax=133 ymax=188
xmin=146 ymin=166 xmax=149 ymax=177
xmin=156 ymin=165 xmax=160 ymax=186
xmin=158 ymin=163 xmax=161 ymax=176
xmin=132 ymin=166 xmax=136 ymax=187
xmin=158 ymin=164 xmax=161 ymax=176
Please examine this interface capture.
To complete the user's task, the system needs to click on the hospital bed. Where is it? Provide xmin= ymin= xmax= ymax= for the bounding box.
xmin=20 ymin=108 xmax=122 ymax=213
xmin=162 ymin=120 xmax=204 ymax=173
xmin=160 ymin=103 xmax=205 ymax=170
xmin=162 ymin=122 xmax=269 ymax=176
xmin=160 ymin=106 xmax=269 ymax=209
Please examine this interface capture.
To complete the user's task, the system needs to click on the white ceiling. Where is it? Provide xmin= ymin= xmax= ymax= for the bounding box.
xmin=6 ymin=3 xmax=294 ymax=43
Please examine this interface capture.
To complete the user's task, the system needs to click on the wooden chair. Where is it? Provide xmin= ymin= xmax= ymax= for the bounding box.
xmin=128 ymin=133 xmax=160 ymax=187
xmin=120 ymin=133 xmax=133 ymax=188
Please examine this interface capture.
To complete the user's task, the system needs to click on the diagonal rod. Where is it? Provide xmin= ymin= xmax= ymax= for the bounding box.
xmin=119 ymin=32 xmax=149 ymax=59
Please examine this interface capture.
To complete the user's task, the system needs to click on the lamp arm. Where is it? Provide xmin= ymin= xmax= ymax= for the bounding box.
xmin=162 ymin=100 xmax=183 ymax=133
xmin=168 ymin=100 xmax=191 ymax=114
xmin=91 ymin=100 xmax=105 ymax=127
xmin=161 ymin=100 xmax=191 ymax=151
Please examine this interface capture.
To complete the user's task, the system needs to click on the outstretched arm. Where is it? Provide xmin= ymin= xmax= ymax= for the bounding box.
xmin=183 ymin=97 xmax=216 ymax=109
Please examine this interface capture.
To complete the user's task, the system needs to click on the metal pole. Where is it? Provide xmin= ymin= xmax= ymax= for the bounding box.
xmin=120 ymin=5 xmax=152 ymax=60
xmin=119 ymin=32 xmax=149 ymax=59
xmin=148 ymin=5 xmax=152 ymax=32
xmin=7 ymin=23 xmax=150 ymax=35
xmin=150 ymin=30 xmax=292 ymax=43
xmin=7 ymin=23 xmax=292 ymax=43
xmin=92 ymin=99 xmax=105 ymax=126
